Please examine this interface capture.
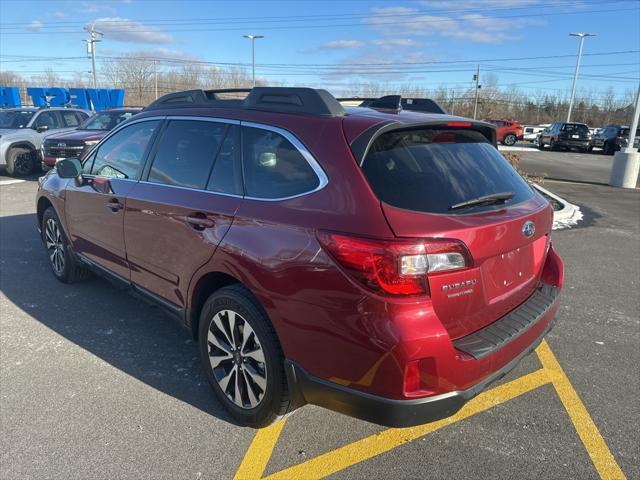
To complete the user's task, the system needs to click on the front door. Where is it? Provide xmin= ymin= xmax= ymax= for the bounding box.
xmin=124 ymin=119 xmax=243 ymax=307
xmin=65 ymin=119 xmax=161 ymax=279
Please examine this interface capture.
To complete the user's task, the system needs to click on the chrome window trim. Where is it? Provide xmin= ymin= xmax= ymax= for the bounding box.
xmin=137 ymin=180 xmax=244 ymax=199
xmin=79 ymin=115 xmax=328 ymax=202
xmin=240 ymin=120 xmax=329 ymax=202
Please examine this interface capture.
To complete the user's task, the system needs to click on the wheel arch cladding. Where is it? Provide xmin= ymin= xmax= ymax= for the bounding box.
xmin=189 ymin=271 xmax=246 ymax=338
xmin=37 ymin=196 xmax=53 ymax=232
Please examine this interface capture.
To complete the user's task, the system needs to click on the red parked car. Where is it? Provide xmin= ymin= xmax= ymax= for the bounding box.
xmin=486 ymin=119 xmax=524 ymax=146
xmin=36 ymin=88 xmax=563 ymax=428
xmin=41 ymin=108 xmax=141 ymax=171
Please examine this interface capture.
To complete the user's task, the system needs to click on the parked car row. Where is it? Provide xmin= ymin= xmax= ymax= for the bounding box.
xmin=36 ymin=87 xmax=563 ymax=428
xmin=535 ymin=121 xmax=640 ymax=154
xmin=41 ymin=108 xmax=141 ymax=171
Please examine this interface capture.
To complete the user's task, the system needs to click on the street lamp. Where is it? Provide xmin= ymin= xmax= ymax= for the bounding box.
xmin=567 ymin=32 xmax=596 ymax=122
xmin=243 ymin=34 xmax=264 ymax=87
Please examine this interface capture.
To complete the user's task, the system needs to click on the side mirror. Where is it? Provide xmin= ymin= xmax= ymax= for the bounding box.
xmin=56 ymin=158 xmax=82 ymax=180
xmin=36 ymin=125 xmax=49 ymax=133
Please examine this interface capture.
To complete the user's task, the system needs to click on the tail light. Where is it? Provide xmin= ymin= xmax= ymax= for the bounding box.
xmin=317 ymin=231 xmax=472 ymax=296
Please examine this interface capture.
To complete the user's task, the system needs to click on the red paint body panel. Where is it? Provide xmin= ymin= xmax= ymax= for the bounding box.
xmin=36 ymin=100 xmax=564 ymax=411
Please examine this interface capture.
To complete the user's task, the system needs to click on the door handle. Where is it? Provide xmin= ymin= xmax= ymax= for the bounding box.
xmin=106 ymin=198 xmax=124 ymax=212
xmin=185 ymin=214 xmax=214 ymax=230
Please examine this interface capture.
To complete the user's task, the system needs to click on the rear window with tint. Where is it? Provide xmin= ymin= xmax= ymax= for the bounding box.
xmin=561 ymin=123 xmax=589 ymax=134
xmin=361 ymin=128 xmax=534 ymax=214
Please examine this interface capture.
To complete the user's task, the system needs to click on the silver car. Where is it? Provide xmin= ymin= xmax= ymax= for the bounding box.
xmin=0 ymin=107 xmax=90 ymax=176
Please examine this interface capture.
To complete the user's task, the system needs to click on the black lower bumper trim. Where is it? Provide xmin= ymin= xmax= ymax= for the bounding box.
xmin=453 ymin=283 xmax=559 ymax=360
xmin=285 ymin=316 xmax=556 ymax=427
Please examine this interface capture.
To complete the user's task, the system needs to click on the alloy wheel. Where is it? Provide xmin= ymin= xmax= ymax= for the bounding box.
xmin=207 ymin=309 xmax=267 ymax=409
xmin=45 ymin=218 xmax=65 ymax=275
xmin=14 ymin=151 xmax=33 ymax=176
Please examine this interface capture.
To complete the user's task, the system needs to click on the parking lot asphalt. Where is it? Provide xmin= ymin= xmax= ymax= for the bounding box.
xmin=507 ymin=143 xmax=640 ymax=188
xmin=1 ymin=151 xmax=638 ymax=479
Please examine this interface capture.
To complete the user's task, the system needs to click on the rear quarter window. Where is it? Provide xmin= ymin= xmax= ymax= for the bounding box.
xmin=361 ymin=128 xmax=534 ymax=214
xmin=242 ymin=126 xmax=320 ymax=199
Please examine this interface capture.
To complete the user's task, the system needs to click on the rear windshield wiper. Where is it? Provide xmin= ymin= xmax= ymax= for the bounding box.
xmin=449 ymin=192 xmax=515 ymax=211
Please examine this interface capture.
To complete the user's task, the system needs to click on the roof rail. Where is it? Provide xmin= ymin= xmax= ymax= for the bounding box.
xmin=338 ymin=95 xmax=447 ymax=114
xmin=143 ymin=87 xmax=345 ymax=117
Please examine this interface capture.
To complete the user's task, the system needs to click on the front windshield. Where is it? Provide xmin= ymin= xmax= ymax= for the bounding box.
xmin=0 ymin=110 xmax=35 ymax=129
xmin=80 ymin=111 xmax=135 ymax=131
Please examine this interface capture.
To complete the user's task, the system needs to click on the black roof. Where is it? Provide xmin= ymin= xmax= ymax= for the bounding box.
xmin=143 ymin=87 xmax=448 ymax=117
xmin=144 ymin=87 xmax=345 ymax=117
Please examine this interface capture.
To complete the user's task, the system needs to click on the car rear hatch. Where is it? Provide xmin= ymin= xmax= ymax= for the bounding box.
xmin=559 ymin=123 xmax=590 ymax=142
xmin=354 ymin=121 xmax=553 ymax=339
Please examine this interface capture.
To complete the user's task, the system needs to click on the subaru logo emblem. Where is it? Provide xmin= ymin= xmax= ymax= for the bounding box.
xmin=57 ymin=143 xmax=66 ymax=147
xmin=522 ymin=221 xmax=535 ymax=237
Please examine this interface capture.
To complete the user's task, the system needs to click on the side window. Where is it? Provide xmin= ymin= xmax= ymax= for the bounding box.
xmin=147 ymin=120 xmax=227 ymax=189
xmin=82 ymin=150 xmax=97 ymax=174
xmin=207 ymin=125 xmax=243 ymax=195
xmin=242 ymin=126 xmax=320 ymax=199
xmin=75 ymin=111 xmax=89 ymax=124
xmin=91 ymin=120 xmax=160 ymax=179
xmin=61 ymin=111 xmax=81 ymax=127
xmin=34 ymin=111 xmax=60 ymax=130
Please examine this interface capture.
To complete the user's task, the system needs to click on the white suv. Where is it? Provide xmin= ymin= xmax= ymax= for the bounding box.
xmin=0 ymin=107 xmax=90 ymax=176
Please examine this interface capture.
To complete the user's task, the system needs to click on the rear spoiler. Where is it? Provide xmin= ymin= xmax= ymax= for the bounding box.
xmin=350 ymin=119 xmax=497 ymax=166
xmin=337 ymin=95 xmax=447 ymax=114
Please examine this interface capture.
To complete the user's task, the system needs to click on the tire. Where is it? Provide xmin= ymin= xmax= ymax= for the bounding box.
xmin=5 ymin=147 xmax=36 ymax=177
xmin=198 ymin=284 xmax=291 ymax=427
xmin=550 ymin=139 xmax=558 ymax=151
xmin=603 ymin=141 xmax=615 ymax=155
xmin=503 ymin=133 xmax=517 ymax=146
xmin=537 ymin=139 xmax=545 ymax=150
xmin=42 ymin=207 xmax=90 ymax=284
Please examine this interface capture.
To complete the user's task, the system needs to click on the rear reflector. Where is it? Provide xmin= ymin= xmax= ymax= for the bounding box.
xmin=317 ymin=231 xmax=472 ymax=296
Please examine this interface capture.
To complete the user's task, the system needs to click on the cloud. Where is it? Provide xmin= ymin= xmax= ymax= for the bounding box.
xmin=371 ymin=38 xmax=425 ymax=48
xmin=318 ymin=40 xmax=367 ymax=50
xmin=81 ymin=2 xmax=117 ymax=14
xmin=420 ymin=0 xmax=540 ymax=8
xmin=52 ymin=11 xmax=66 ymax=19
xmin=26 ymin=20 xmax=43 ymax=32
xmin=366 ymin=7 xmax=533 ymax=44
xmin=92 ymin=17 xmax=174 ymax=44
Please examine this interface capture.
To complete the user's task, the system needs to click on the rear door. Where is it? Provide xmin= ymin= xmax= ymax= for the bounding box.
xmin=65 ymin=119 xmax=161 ymax=279
xmin=359 ymin=125 xmax=552 ymax=339
xmin=123 ymin=117 xmax=243 ymax=308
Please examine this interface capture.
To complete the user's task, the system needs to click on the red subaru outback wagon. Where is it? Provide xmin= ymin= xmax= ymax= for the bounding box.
xmin=36 ymin=88 xmax=563 ymax=428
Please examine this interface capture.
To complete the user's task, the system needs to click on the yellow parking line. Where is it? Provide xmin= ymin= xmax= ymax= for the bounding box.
xmin=234 ymin=420 xmax=287 ymax=480
xmin=536 ymin=340 xmax=626 ymax=480
xmin=263 ymin=368 xmax=550 ymax=480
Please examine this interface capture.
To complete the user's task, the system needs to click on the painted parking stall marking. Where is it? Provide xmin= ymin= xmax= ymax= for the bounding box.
xmin=234 ymin=341 xmax=626 ymax=480
xmin=0 ymin=179 xmax=26 ymax=186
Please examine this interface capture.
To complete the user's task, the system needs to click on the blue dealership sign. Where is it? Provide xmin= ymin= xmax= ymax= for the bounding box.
xmin=0 ymin=86 xmax=125 ymax=111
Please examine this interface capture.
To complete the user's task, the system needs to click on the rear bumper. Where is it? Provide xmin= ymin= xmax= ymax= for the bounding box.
xmin=286 ymin=312 xmax=556 ymax=427
xmin=556 ymin=139 xmax=590 ymax=148
xmin=287 ymin=280 xmax=560 ymax=427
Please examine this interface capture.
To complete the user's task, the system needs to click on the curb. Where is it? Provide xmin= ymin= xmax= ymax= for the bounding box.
xmin=532 ymin=184 xmax=583 ymax=230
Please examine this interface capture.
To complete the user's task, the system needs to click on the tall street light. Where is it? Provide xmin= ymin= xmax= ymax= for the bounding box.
xmin=567 ymin=32 xmax=596 ymax=122
xmin=243 ymin=35 xmax=264 ymax=87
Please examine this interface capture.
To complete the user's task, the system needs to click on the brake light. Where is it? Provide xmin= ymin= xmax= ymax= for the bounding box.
xmin=317 ymin=232 xmax=472 ymax=296
xmin=446 ymin=121 xmax=472 ymax=127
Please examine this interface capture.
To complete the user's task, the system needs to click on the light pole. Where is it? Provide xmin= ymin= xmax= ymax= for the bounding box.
xmin=567 ymin=32 xmax=596 ymax=122
xmin=243 ymin=35 xmax=264 ymax=87
xmin=84 ymin=23 xmax=103 ymax=89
